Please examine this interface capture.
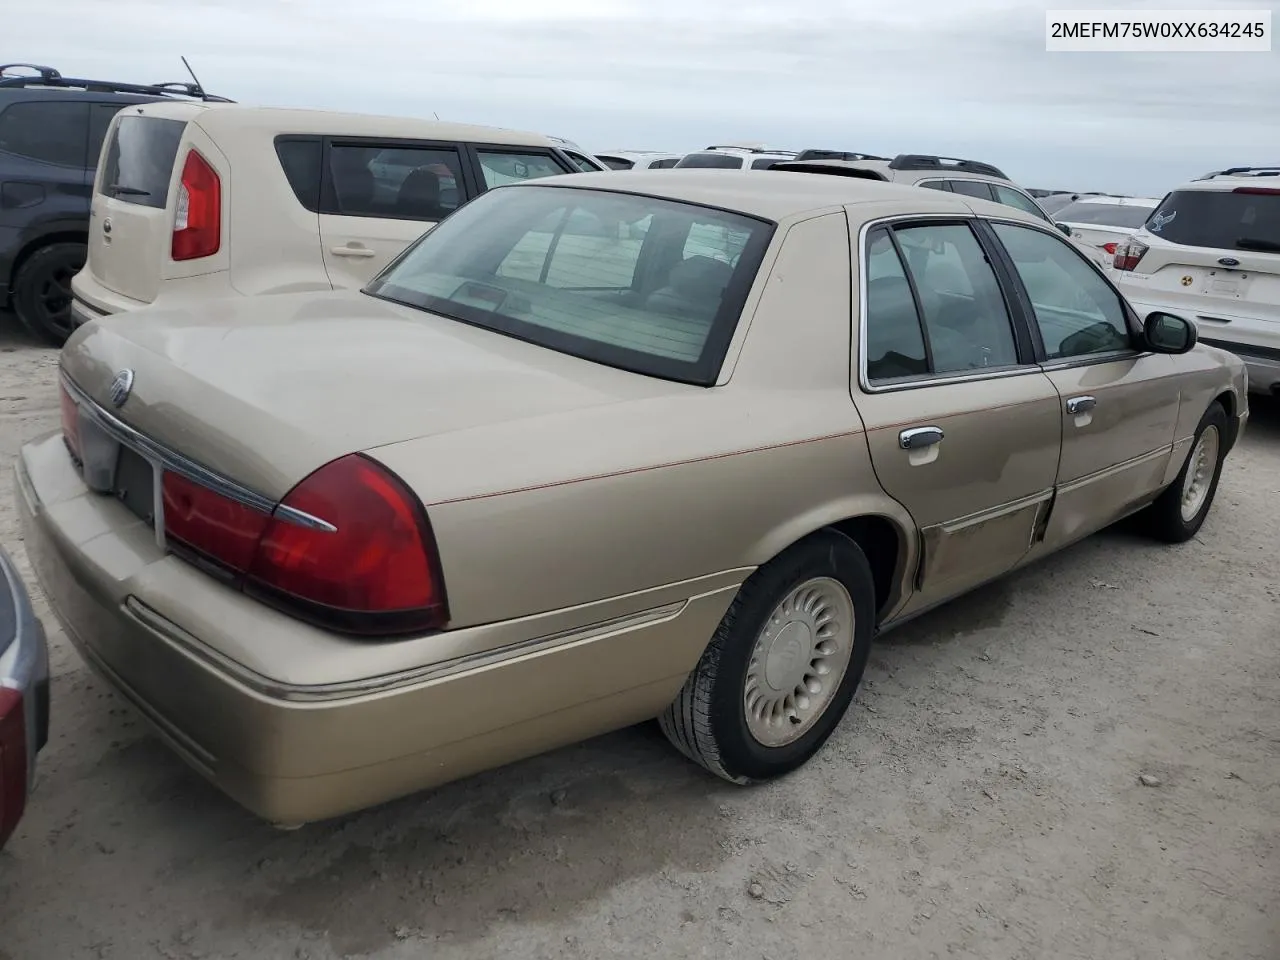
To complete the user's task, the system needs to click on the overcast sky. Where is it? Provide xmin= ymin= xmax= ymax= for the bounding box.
xmin=9 ymin=0 xmax=1278 ymax=195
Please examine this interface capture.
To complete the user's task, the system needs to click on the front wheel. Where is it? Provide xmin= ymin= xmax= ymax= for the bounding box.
xmin=1139 ymin=402 xmax=1228 ymax=543
xmin=12 ymin=242 xmax=86 ymax=346
xmin=659 ymin=531 xmax=876 ymax=783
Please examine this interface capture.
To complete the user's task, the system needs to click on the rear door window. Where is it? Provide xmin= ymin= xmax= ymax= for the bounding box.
xmin=947 ymin=180 xmax=996 ymax=201
xmin=993 ymin=184 xmax=1051 ymax=221
xmin=99 ymin=115 xmax=186 ymax=208
xmin=475 ymin=149 xmax=571 ymax=189
xmin=326 ymin=142 xmax=467 ymax=220
xmin=1145 ymin=189 xmax=1280 ymax=251
xmin=0 ymin=101 xmax=89 ymax=167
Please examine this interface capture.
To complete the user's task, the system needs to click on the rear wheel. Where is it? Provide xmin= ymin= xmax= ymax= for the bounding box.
xmin=659 ymin=531 xmax=875 ymax=783
xmin=12 ymin=242 xmax=86 ymax=346
xmin=1139 ymin=402 xmax=1228 ymax=543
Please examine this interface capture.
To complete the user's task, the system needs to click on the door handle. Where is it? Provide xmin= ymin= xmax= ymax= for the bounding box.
xmin=899 ymin=426 xmax=944 ymax=450
xmin=1066 ymin=395 xmax=1096 ymax=415
xmin=330 ymin=245 xmax=376 ymax=258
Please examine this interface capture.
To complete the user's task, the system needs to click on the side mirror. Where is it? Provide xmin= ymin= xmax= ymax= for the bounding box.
xmin=1055 ymin=222 xmax=1072 ymax=237
xmin=1144 ymin=311 xmax=1197 ymax=354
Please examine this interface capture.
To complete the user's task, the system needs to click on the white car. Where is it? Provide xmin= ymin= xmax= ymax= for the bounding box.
xmin=71 ymin=104 xmax=581 ymax=329
xmin=1053 ymin=195 xmax=1160 ymax=268
xmin=595 ymin=150 xmax=684 ymax=170
xmin=674 ymin=145 xmax=799 ymax=171
xmin=548 ymin=137 xmax=610 ymax=172
xmin=1113 ymin=166 xmax=1280 ymax=395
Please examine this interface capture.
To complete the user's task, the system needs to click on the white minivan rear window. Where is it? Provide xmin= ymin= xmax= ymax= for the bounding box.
xmin=99 ymin=116 xmax=186 ymax=210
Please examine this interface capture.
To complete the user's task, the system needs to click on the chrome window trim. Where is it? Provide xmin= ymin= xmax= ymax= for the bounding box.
xmin=60 ymin=372 xmax=335 ymax=533
xmin=853 ymin=212 xmax=1044 ymax=395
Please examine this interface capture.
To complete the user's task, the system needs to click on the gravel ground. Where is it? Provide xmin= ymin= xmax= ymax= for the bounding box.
xmin=0 ymin=315 xmax=1276 ymax=960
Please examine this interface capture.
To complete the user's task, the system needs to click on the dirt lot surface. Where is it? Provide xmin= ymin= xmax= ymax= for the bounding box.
xmin=0 ymin=318 xmax=1276 ymax=960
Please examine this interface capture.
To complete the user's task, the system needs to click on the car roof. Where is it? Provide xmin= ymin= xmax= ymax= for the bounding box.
xmin=773 ymin=157 xmax=1017 ymax=186
xmin=1058 ymin=195 xmax=1160 ymax=206
xmin=1176 ymin=169 xmax=1280 ymax=192
xmin=517 ymin=168 xmax=1050 ymax=224
xmin=139 ymin=103 xmax=558 ymax=146
xmin=0 ymin=87 xmax=167 ymax=105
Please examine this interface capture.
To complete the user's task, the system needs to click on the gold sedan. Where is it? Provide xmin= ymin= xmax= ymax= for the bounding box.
xmin=18 ymin=171 xmax=1248 ymax=825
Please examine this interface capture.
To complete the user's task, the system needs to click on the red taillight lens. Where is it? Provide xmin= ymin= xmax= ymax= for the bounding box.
xmin=248 ymin=455 xmax=446 ymax=633
xmin=160 ymin=455 xmax=447 ymax=636
xmin=161 ymin=471 xmax=270 ymax=573
xmin=1102 ymin=242 xmax=1118 ymax=255
xmin=0 ymin=687 xmax=28 ymax=848
xmin=1113 ymin=237 xmax=1148 ymax=271
xmin=59 ymin=382 xmax=81 ymax=461
xmin=171 ymin=149 xmax=221 ymax=261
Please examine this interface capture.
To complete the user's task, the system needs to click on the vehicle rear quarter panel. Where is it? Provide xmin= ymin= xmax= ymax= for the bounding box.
xmin=371 ymin=211 xmax=916 ymax=628
xmin=1162 ymin=344 xmax=1245 ymax=484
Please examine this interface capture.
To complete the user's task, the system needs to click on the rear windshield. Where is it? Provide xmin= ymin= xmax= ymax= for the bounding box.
xmin=99 ymin=115 xmax=186 ymax=209
xmin=598 ymin=156 xmax=633 ymax=170
xmin=365 ymin=184 xmax=773 ymax=385
xmin=676 ymin=153 xmax=744 ymax=170
xmin=1145 ymin=188 xmax=1280 ymax=251
xmin=1056 ymin=200 xmax=1155 ymax=228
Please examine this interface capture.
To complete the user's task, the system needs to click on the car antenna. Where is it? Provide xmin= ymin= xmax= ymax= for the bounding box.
xmin=180 ymin=55 xmax=210 ymax=100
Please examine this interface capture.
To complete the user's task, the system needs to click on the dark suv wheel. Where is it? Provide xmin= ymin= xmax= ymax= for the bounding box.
xmin=11 ymin=242 xmax=85 ymax=346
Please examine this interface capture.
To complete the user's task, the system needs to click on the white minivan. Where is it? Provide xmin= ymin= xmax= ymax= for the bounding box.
xmin=70 ymin=104 xmax=581 ymax=332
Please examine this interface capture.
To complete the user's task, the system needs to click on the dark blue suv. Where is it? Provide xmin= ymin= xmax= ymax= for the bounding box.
xmin=0 ymin=64 xmax=229 ymax=344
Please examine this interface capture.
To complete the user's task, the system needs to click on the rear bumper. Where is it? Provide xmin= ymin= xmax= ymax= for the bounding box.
xmin=69 ymin=270 xmax=148 ymax=327
xmin=0 ymin=543 xmax=51 ymax=847
xmin=1123 ymin=294 xmax=1280 ymax=394
xmin=16 ymin=433 xmax=736 ymax=824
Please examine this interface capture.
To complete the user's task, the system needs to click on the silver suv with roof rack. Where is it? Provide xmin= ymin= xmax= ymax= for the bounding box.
xmin=1112 ymin=165 xmax=1280 ymax=395
xmin=675 ymin=144 xmax=800 ymax=171
xmin=771 ymin=153 xmax=1056 ymax=225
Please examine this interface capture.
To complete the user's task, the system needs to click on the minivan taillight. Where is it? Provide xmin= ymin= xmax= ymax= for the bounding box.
xmin=0 ymin=686 xmax=28 ymax=848
xmin=59 ymin=382 xmax=81 ymax=462
xmin=161 ymin=455 xmax=447 ymax=636
xmin=1113 ymin=237 xmax=1148 ymax=271
xmin=171 ymin=150 xmax=221 ymax=261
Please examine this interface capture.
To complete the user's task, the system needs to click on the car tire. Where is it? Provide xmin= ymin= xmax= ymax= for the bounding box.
xmin=659 ymin=530 xmax=876 ymax=784
xmin=12 ymin=242 xmax=86 ymax=346
xmin=1139 ymin=402 xmax=1229 ymax=544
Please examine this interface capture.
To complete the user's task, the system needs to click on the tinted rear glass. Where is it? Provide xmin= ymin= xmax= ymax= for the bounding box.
xmin=1055 ymin=201 xmax=1154 ymax=229
xmin=598 ymin=156 xmax=633 ymax=170
xmin=366 ymin=184 xmax=773 ymax=385
xmin=100 ymin=115 xmax=186 ymax=209
xmin=676 ymin=153 xmax=744 ymax=169
xmin=275 ymin=137 xmax=322 ymax=211
xmin=1145 ymin=189 xmax=1280 ymax=251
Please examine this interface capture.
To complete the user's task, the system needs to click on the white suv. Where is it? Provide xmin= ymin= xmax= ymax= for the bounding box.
xmin=71 ymin=104 xmax=581 ymax=328
xmin=771 ymin=153 xmax=1055 ymax=224
xmin=1112 ymin=167 xmax=1280 ymax=395
xmin=674 ymin=145 xmax=799 ymax=171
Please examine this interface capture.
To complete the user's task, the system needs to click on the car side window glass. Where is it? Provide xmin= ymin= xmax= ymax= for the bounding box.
xmin=476 ymin=150 xmax=569 ymax=189
xmin=993 ymin=184 xmax=1050 ymax=221
xmin=275 ymin=138 xmax=323 ymax=211
xmin=918 ymin=181 xmax=949 ymax=191
xmin=991 ymin=222 xmax=1132 ymax=359
xmin=947 ymin=180 xmax=995 ymax=201
xmin=894 ymin=222 xmax=1019 ymax=373
xmin=863 ymin=228 xmax=929 ymax=381
xmin=0 ymin=101 xmax=89 ymax=167
xmin=564 ymin=151 xmax=598 ymax=173
xmin=87 ymin=104 xmax=123 ymax=169
xmin=652 ymin=158 xmax=679 ymax=169
xmin=328 ymin=144 xmax=466 ymax=220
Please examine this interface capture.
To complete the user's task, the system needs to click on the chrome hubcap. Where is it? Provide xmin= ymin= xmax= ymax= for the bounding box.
xmin=1180 ymin=425 xmax=1220 ymax=523
xmin=744 ymin=577 xmax=855 ymax=748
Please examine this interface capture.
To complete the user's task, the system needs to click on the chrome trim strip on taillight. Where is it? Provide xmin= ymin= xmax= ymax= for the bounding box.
xmin=60 ymin=371 xmax=336 ymax=534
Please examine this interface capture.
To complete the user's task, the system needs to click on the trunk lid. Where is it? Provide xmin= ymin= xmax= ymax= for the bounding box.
xmin=60 ymin=290 xmax=680 ymax=499
xmin=85 ymin=103 xmax=208 ymax=304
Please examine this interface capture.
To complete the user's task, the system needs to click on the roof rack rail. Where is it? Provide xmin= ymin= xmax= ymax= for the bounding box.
xmin=703 ymin=144 xmax=798 ymax=155
xmin=1194 ymin=165 xmax=1280 ymax=180
xmin=888 ymin=153 xmax=1008 ymax=180
xmin=0 ymin=63 xmax=233 ymax=102
xmin=794 ymin=148 xmax=888 ymax=163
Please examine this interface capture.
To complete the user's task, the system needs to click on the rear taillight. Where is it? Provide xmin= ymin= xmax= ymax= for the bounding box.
xmin=0 ymin=687 xmax=28 ymax=848
xmin=171 ymin=150 xmax=221 ymax=261
xmin=1102 ymin=242 xmax=1118 ymax=256
xmin=1113 ymin=237 xmax=1148 ymax=271
xmin=161 ymin=454 xmax=447 ymax=636
xmin=59 ymin=382 xmax=81 ymax=462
